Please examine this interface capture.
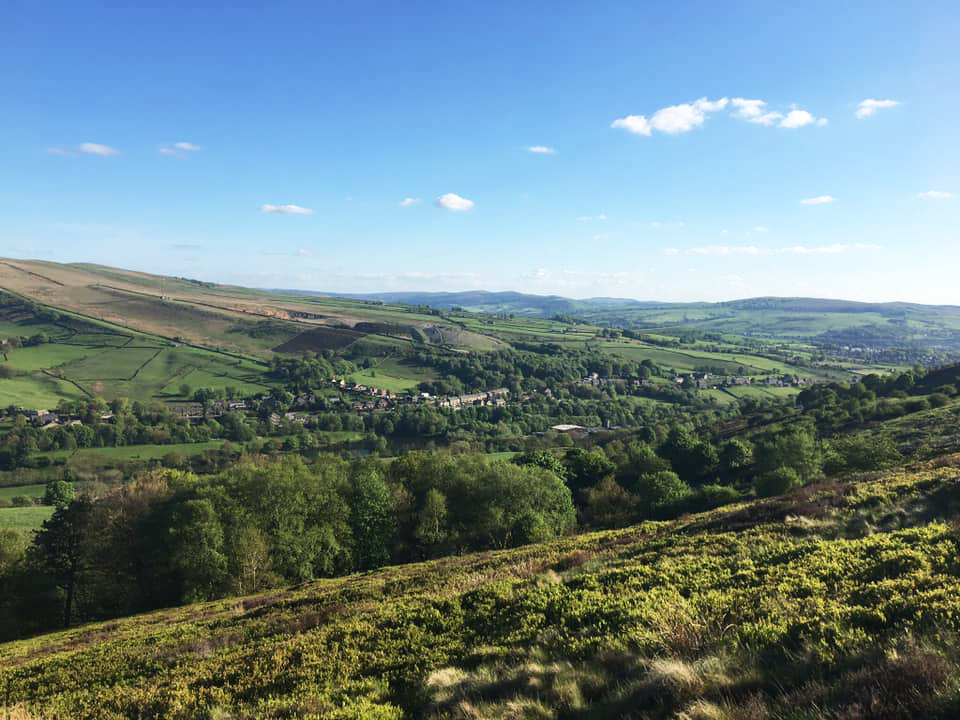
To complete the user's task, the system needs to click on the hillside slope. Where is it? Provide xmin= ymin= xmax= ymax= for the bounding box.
xmin=3 ymin=457 xmax=960 ymax=719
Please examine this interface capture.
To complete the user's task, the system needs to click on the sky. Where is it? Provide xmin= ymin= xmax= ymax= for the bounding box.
xmin=2 ymin=0 xmax=959 ymax=303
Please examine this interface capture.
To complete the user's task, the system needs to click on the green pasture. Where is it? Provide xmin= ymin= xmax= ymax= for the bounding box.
xmin=0 ymin=505 xmax=53 ymax=536
xmin=0 ymin=483 xmax=46 ymax=501
xmin=0 ymin=374 xmax=87 ymax=408
xmin=42 ymin=440 xmax=229 ymax=465
xmin=348 ymin=357 xmax=435 ymax=392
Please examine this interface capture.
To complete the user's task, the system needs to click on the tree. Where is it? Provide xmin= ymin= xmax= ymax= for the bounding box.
xmin=755 ymin=466 xmax=802 ymax=498
xmin=33 ymin=496 xmax=95 ymax=627
xmin=166 ymin=497 xmax=228 ymax=603
xmin=512 ymin=450 xmax=566 ymax=479
xmin=562 ymin=448 xmax=614 ymax=498
xmin=349 ymin=463 xmax=395 ymax=570
xmin=631 ymin=470 xmax=692 ymax=517
xmin=43 ymin=480 xmax=75 ymax=508
xmin=754 ymin=425 xmax=822 ymax=484
xmin=719 ymin=438 xmax=753 ymax=482
xmin=414 ymin=488 xmax=449 ymax=557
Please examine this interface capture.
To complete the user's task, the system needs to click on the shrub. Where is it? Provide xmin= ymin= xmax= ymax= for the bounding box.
xmin=754 ymin=466 xmax=801 ymax=498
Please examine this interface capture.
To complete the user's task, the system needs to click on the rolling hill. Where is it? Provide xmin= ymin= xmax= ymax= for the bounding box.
xmin=3 ymin=456 xmax=960 ymax=719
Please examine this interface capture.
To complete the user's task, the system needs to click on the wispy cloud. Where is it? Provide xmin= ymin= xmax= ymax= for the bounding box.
xmin=856 ymin=98 xmax=900 ymax=119
xmin=664 ymin=243 xmax=878 ymax=256
xmin=917 ymin=190 xmax=952 ymax=200
xmin=612 ymin=97 xmax=728 ymax=136
xmin=577 ymin=213 xmax=607 ymax=221
xmin=160 ymin=141 xmax=202 ymax=156
xmin=527 ymin=145 xmax=556 ymax=154
xmin=800 ymin=195 xmax=835 ymax=205
xmin=79 ymin=142 xmax=119 ymax=156
xmin=752 ymin=226 xmax=769 ymax=233
xmin=399 ymin=197 xmax=421 ymax=207
xmin=435 ymin=193 xmax=475 ymax=211
xmin=259 ymin=204 xmax=314 ymax=215
xmin=48 ymin=142 xmax=119 ymax=156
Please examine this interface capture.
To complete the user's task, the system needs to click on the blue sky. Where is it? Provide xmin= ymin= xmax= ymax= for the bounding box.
xmin=2 ymin=0 xmax=958 ymax=302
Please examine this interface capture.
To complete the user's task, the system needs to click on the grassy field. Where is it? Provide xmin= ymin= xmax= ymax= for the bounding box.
xmin=4 ymin=457 xmax=960 ymax=718
xmin=347 ymin=357 xmax=436 ymax=392
xmin=0 ymin=505 xmax=53 ymax=537
xmin=0 ymin=484 xmax=45 ymax=501
xmin=41 ymin=440 xmax=230 ymax=465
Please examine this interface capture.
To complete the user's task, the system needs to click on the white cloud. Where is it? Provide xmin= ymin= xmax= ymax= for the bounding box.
xmin=612 ymin=97 xmax=728 ymax=136
xmin=686 ymin=245 xmax=762 ymax=256
xmin=779 ymin=110 xmax=818 ymax=128
xmin=435 ymin=193 xmax=475 ymax=211
xmin=665 ymin=243 xmax=878 ymax=256
xmin=159 ymin=141 xmax=202 ymax=156
xmin=611 ymin=114 xmax=652 ymax=135
xmin=856 ymin=98 xmax=900 ymax=119
xmin=259 ymin=204 xmax=314 ymax=215
xmin=917 ymin=190 xmax=952 ymax=200
xmin=49 ymin=143 xmax=119 ymax=156
xmin=800 ymin=195 xmax=835 ymax=205
xmin=296 ymin=249 xmax=312 ymax=257
xmin=79 ymin=142 xmax=119 ymax=156
xmin=527 ymin=145 xmax=556 ymax=154
xmin=577 ymin=213 xmax=607 ymax=221
xmin=592 ymin=233 xmax=609 ymax=242
xmin=399 ymin=197 xmax=421 ymax=207
xmin=522 ymin=267 xmax=552 ymax=280
xmin=731 ymin=98 xmax=765 ymax=118
xmin=731 ymin=98 xmax=825 ymax=128
xmin=752 ymin=226 xmax=769 ymax=233
xmin=651 ymin=220 xmax=685 ymax=229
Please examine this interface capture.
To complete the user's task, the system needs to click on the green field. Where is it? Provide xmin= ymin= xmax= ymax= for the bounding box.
xmin=0 ymin=374 xmax=88 ymax=408
xmin=0 ymin=505 xmax=53 ymax=536
xmin=347 ymin=357 xmax=436 ymax=392
xmin=1 ymin=308 xmax=273 ymax=404
xmin=0 ymin=484 xmax=45 ymax=501
xmin=42 ymin=440 xmax=229 ymax=464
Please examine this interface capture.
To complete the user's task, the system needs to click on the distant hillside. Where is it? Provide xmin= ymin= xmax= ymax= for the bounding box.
xmin=279 ymin=289 xmax=674 ymax=317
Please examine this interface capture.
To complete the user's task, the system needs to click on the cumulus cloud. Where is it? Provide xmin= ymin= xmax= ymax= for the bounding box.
xmin=612 ymin=97 xmax=728 ymax=136
xmin=399 ymin=197 xmax=421 ymax=207
xmin=800 ymin=195 xmax=835 ymax=205
xmin=527 ymin=145 xmax=556 ymax=154
xmin=731 ymin=98 xmax=781 ymax=125
xmin=917 ymin=190 xmax=952 ymax=199
xmin=664 ymin=243 xmax=878 ymax=256
xmin=731 ymin=98 xmax=826 ymax=128
xmin=779 ymin=110 xmax=818 ymax=128
xmin=435 ymin=193 xmax=475 ymax=211
xmin=48 ymin=142 xmax=119 ymax=156
xmin=856 ymin=99 xmax=900 ymax=119
xmin=259 ymin=204 xmax=314 ymax=215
